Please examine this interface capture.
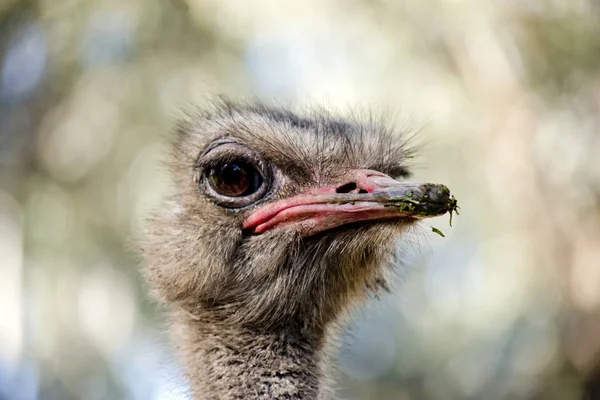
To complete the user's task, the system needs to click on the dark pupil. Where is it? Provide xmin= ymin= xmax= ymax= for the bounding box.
xmin=209 ymin=163 xmax=260 ymax=197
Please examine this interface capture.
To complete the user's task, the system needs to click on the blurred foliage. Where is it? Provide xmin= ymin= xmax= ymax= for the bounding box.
xmin=519 ymin=11 xmax=600 ymax=99
xmin=1 ymin=0 xmax=600 ymax=399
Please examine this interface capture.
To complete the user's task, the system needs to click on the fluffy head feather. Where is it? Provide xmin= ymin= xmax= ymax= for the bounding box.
xmin=140 ymin=99 xmax=418 ymax=333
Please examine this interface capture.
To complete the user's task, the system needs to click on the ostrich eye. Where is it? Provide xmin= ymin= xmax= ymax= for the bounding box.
xmin=209 ymin=162 xmax=263 ymax=197
xmin=199 ymin=141 xmax=271 ymax=208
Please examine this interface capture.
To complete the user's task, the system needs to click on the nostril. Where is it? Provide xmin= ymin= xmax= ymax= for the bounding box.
xmin=358 ymin=189 xmax=368 ymax=194
xmin=336 ymin=182 xmax=357 ymax=193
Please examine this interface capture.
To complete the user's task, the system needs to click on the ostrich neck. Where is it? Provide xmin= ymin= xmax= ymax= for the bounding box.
xmin=173 ymin=311 xmax=330 ymax=400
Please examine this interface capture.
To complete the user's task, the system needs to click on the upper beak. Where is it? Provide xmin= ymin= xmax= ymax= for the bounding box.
xmin=243 ymin=169 xmax=458 ymax=236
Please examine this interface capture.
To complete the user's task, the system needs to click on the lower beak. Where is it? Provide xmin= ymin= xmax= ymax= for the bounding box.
xmin=243 ymin=169 xmax=458 ymax=236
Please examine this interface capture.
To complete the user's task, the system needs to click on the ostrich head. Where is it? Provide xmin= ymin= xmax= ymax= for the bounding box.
xmin=140 ymin=100 xmax=456 ymax=399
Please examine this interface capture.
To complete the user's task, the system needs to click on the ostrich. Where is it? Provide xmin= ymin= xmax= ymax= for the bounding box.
xmin=139 ymin=100 xmax=457 ymax=400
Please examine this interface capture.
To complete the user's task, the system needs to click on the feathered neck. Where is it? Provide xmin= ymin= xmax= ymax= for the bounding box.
xmin=171 ymin=310 xmax=332 ymax=400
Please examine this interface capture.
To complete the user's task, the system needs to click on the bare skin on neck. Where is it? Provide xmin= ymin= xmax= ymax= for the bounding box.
xmin=139 ymin=100 xmax=457 ymax=399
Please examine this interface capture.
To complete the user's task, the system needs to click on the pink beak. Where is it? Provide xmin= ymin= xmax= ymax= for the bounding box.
xmin=243 ymin=169 xmax=457 ymax=237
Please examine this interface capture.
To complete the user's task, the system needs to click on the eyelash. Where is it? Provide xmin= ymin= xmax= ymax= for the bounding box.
xmin=196 ymin=152 xmax=260 ymax=172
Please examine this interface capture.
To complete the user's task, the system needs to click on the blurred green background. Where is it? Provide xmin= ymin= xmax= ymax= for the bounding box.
xmin=2 ymin=0 xmax=600 ymax=399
